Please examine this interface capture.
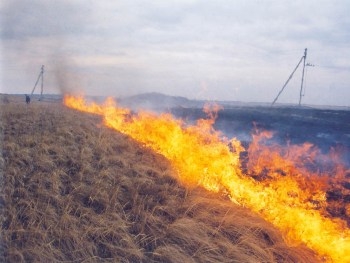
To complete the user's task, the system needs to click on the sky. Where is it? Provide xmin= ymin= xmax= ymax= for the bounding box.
xmin=1 ymin=0 xmax=350 ymax=106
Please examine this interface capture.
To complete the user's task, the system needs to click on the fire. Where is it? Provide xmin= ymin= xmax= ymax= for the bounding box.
xmin=64 ymin=95 xmax=350 ymax=262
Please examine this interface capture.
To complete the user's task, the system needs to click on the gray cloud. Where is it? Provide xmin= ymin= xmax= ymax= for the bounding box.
xmin=1 ymin=0 xmax=350 ymax=106
xmin=1 ymin=0 xmax=92 ymax=95
xmin=1 ymin=0 xmax=89 ymax=40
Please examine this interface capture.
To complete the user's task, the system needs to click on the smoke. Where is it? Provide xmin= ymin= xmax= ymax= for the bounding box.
xmin=1 ymin=0 xmax=89 ymax=95
xmin=51 ymin=53 xmax=83 ymax=96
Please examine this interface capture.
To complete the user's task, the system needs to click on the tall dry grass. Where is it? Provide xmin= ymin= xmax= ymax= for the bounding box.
xmin=0 ymin=95 xmax=319 ymax=262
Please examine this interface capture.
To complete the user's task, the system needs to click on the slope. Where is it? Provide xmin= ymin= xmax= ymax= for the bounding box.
xmin=0 ymin=97 xmax=318 ymax=262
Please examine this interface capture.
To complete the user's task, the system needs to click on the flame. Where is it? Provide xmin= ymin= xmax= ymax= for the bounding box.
xmin=64 ymin=95 xmax=350 ymax=262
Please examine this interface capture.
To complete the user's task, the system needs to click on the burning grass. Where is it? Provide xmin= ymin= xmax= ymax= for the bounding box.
xmin=63 ymin=95 xmax=350 ymax=262
xmin=0 ymin=97 xmax=318 ymax=262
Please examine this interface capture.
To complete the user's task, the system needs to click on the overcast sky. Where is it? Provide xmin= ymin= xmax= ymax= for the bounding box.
xmin=1 ymin=0 xmax=349 ymax=106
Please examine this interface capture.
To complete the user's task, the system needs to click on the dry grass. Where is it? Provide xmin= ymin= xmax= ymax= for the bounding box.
xmin=0 ymin=95 xmax=319 ymax=262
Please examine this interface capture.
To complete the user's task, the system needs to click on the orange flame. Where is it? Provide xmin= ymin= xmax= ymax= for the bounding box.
xmin=64 ymin=95 xmax=350 ymax=262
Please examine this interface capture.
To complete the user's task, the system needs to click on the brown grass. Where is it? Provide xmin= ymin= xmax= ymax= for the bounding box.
xmin=0 ymin=95 xmax=319 ymax=262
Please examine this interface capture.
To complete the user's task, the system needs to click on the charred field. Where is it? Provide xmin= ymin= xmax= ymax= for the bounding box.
xmin=171 ymin=104 xmax=350 ymax=225
xmin=1 ymin=94 xmax=349 ymax=262
xmin=172 ymin=104 xmax=350 ymax=156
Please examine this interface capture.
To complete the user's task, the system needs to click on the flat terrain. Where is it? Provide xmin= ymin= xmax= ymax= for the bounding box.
xmin=172 ymin=105 xmax=350 ymax=156
xmin=0 ymin=96 xmax=318 ymax=262
xmin=172 ymin=104 xmax=350 ymax=226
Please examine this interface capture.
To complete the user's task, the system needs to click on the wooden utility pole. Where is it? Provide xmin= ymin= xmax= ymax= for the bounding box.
xmin=299 ymin=48 xmax=307 ymax=106
xmin=271 ymin=49 xmax=309 ymax=107
xmin=31 ymin=65 xmax=44 ymax=100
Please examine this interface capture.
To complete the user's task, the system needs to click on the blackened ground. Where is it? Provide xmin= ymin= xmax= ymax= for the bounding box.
xmin=171 ymin=105 xmax=350 ymax=226
xmin=171 ymin=106 xmax=350 ymax=166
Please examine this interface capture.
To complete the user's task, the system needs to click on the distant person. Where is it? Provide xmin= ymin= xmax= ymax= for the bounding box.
xmin=25 ymin=95 xmax=30 ymax=104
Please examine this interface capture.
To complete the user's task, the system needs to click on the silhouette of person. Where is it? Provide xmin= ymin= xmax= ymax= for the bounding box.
xmin=25 ymin=95 xmax=30 ymax=104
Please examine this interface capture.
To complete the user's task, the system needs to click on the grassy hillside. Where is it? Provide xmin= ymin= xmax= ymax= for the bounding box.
xmin=0 ymin=97 xmax=318 ymax=262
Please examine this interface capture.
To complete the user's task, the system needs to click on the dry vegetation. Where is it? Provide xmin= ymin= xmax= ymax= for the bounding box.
xmin=0 ymin=95 xmax=319 ymax=262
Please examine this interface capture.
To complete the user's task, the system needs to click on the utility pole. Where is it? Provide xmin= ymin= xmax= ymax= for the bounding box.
xmin=299 ymin=48 xmax=307 ymax=106
xmin=271 ymin=49 xmax=311 ymax=107
xmin=31 ymin=65 xmax=44 ymax=100
xmin=40 ymin=65 xmax=44 ymax=101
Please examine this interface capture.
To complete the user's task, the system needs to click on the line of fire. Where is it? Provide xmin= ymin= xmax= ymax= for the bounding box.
xmin=23 ymin=48 xmax=349 ymax=262
xmin=63 ymin=93 xmax=350 ymax=262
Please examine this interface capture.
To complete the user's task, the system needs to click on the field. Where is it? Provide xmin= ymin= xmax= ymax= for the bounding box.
xmin=0 ymin=95 xmax=321 ymax=262
xmin=173 ymin=104 xmax=350 ymax=226
xmin=171 ymin=104 xmax=350 ymax=153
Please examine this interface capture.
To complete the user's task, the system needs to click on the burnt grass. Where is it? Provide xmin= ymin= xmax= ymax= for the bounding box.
xmin=1 ymin=97 xmax=321 ymax=262
xmin=172 ymin=105 xmax=350 ymax=154
xmin=173 ymin=105 xmax=350 ymax=225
